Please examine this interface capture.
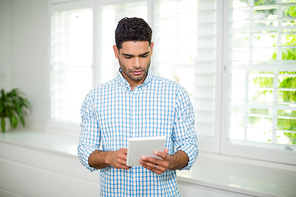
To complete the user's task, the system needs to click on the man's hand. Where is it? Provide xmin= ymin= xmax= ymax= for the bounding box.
xmin=106 ymin=148 xmax=131 ymax=170
xmin=139 ymin=148 xmax=171 ymax=174
xmin=139 ymin=149 xmax=189 ymax=174
xmin=89 ymin=148 xmax=131 ymax=170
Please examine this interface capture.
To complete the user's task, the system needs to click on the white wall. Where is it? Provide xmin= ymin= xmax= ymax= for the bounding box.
xmin=0 ymin=0 xmax=50 ymax=126
xmin=0 ymin=142 xmax=100 ymax=197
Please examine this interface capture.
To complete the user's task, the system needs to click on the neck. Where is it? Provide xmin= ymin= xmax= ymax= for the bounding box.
xmin=128 ymin=76 xmax=147 ymax=91
xmin=121 ymin=72 xmax=147 ymax=91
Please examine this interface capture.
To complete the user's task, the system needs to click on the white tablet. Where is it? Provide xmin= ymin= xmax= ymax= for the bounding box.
xmin=126 ymin=136 xmax=166 ymax=166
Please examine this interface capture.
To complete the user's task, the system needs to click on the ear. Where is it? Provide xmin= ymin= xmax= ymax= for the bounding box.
xmin=113 ymin=45 xmax=119 ymax=59
xmin=150 ymin=42 xmax=154 ymax=56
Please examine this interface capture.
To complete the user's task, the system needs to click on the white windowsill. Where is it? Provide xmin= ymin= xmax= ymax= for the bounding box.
xmin=0 ymin=130 xmax=78 ymax=158
xmin=0 ymin=130 xmax=295 ymax=196
xmin=178 ymin=153 xmax=296 ymax=196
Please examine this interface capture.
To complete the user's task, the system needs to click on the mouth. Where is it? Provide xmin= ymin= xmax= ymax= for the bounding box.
xmin=132 ymin=70 xmax=143 ymax=75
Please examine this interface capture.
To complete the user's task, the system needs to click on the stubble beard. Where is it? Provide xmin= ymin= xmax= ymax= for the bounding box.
xmin=119 ymin=59 xmax=151 ymax=82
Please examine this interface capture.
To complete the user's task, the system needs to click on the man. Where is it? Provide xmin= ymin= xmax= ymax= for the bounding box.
xmin=78 ymin=17 xmax=198 ymax=196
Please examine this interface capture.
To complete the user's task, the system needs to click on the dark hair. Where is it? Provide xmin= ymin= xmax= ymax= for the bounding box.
xmin=115 ymin=17 xmax=152 ymax=49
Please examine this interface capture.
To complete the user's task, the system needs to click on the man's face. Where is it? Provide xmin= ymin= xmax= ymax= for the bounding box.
xmin=113 ymin=41 xmax=154 ymax=88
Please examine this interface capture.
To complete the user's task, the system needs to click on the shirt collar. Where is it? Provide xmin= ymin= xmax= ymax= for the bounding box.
xmin=117 ymin=68 xmax=153 ymax=90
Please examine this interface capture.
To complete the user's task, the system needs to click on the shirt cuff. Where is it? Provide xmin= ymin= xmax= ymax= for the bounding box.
xmin=177 ymin=140 xmax=199 ymax=171
xmin=77 ymin=144 xmax=99 ymax=172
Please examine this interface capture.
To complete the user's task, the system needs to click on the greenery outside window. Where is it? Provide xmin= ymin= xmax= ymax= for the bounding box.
xmin=226 ymin=0 xmax=296 ymax=163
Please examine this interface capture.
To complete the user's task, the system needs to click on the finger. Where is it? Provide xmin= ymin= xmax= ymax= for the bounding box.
xmin=142 ymin=155 xmax=169 ymax=170
xmin=118 ymin=164 xmax=131 ymax=170
xmin=118 ymin=158 xmax=130 ymax=167
xmin=140 ymin=156 xmax=165 ymax=169
xmin=140 ymin=161 xmax=156 ymax=170
xmin=154 ymin=151 xmax=168 ymax=160
xmin=140 ymin=155 xmax=160 ymax=164
xmin=123 ymin=165 xmax=132 ymax=170
xmin=118 ymin=153 xmax=128 ymax=160
xmin=140 ymin=161 xmax=165 ymax=174
xmin=118 ymin=149 xmax=129 ymax=160
xmin=116 ymin=158 xmax=131 ymax=169
xmin=120 ymin=148 xmax=128 ymax=155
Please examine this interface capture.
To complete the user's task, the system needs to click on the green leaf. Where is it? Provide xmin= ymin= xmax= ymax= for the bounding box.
xmin=1 ymin=118 xmax=5 ymax=133
xmin=0 ymin=105 xmax=3 ymax=115
xmin=289 ymin=7 xmax=296 ymax=17
xmin=19 ymin=116 xmax=25 ymax=127
xmin=10 ymin=114 xmax=18 ymax=128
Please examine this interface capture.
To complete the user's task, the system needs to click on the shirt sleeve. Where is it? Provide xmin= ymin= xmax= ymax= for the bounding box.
xmin=77 ymin=91 xmax=100 ymax=172
xmin=172 ymin=86 xmax=199 ymax=171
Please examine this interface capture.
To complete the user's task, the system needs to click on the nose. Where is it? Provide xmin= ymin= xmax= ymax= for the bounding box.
xmin=133 ymin=57 xmax=141 ymax=68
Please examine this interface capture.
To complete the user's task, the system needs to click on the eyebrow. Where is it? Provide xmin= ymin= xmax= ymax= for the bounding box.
xmin=121 ymin=51 xmax=150 ymax=57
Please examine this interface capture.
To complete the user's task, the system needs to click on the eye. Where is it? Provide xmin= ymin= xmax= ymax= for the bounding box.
xmin=141 ymin=55 xmax=148 ymax=58
xmin=124 ymin=56 xmax=132 ymax=59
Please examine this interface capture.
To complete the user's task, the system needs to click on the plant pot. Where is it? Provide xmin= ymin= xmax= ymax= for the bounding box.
xmin=3 ymin=118 xmax=11 ymax=132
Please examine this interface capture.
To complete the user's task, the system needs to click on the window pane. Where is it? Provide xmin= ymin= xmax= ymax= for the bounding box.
xmin=252 ymin=34 xmax=278 ymax=47
xmin=283 ymin=0 xmax=296 ymax=3
xmin=282 ymin=34 xmax=296 ymax=46
xmin=277 ymin=130 xmax=296 ymax=145
xmin=50 ymin=8 xmax=93 ymax=123
xmin=247 ymin=127 xmax=272 ymax=142
xmin=278 ymin=74 xmax=296 ymax=88
xmin=283 ymin=6 xmax=296 ymax=18
xmin=249 ymin=74 xmax=273 ymax=88
xmin=277 ymin=109 xmax=296 ymax=145
xmin=254 ymin=0 xmax=278 ymax=5
xmin=254 ymin=9 xmax=278 ymax=20
xmin=231 ymin=34 xmax=250 ymax=47
xmin=282 ymin=48 xmax=296 ymax=60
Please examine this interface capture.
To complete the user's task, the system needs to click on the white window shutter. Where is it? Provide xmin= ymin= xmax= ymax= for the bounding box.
xmin=153 ymin=0 xmax=218 ymax=152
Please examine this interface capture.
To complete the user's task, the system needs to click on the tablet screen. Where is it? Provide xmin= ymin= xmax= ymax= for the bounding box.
xmin=126 ymin=136 xmax=166 ymax=166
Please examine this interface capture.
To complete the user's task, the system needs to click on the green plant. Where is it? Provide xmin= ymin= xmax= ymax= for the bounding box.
xmin=0 ymin=88 xmax=30 ymax=133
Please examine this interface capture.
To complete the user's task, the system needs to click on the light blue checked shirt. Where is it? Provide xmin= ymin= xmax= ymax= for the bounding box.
xmin=78 ymin=69 xmax=198 ymax=197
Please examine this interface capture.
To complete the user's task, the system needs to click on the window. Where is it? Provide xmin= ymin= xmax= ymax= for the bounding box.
xmin=224 ymin=0 xmax=296 ymax=164
xmin=49 ymin=0 xmax=296 ymax=165
xmin=50 ymin=1 xmax=93 ymax=126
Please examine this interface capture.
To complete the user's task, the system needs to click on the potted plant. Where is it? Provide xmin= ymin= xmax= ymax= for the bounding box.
xmin=0 ymin=88 xmax=30 ymax=133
